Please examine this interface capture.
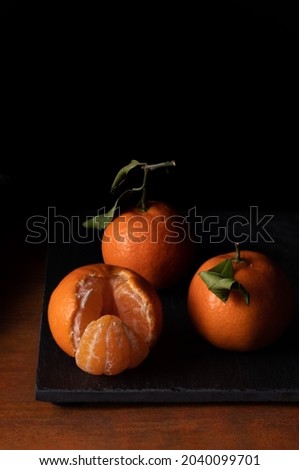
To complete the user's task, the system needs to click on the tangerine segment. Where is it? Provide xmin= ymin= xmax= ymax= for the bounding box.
xmin=75 ymin=315 xmax=149 ymax=375
xmin=48 ymin=264 xmax=162 ymax=357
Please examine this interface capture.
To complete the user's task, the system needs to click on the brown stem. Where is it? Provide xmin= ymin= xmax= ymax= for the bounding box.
xmin=232 ymin=242 xmax=247 ymax=264
xmin=139 ymin=160 xmax=176 ymax=211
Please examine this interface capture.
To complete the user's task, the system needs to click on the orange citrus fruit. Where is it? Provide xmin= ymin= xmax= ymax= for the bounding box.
xmin=75 ymin=315 xmax=149 ymax=375
xmin=187 ymin=250 xmax=294 ymax=351
xmin=101 ymin=201 xmax=195 ymax=289
xmin=48 ymin=263 xmax=162 ymax=375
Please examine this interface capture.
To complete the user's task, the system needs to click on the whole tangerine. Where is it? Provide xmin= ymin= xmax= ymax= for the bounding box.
xmin=187 ymin=248 xmax=294 ymax=351
xmin=101 ymin=201 xmax=195 ymax=289
xmin=48 ymin=263 xmax=162 ymax=375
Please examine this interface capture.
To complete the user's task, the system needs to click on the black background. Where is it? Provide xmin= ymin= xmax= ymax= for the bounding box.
xmin=1 ymin=1 xmax=298 ymax=223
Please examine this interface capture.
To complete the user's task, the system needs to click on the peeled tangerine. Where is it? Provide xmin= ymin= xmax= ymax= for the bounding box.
xmin=75 ymin=315 xmax=149 ymax=375
xmin=48 ymin=264 xmax=163 ymax=375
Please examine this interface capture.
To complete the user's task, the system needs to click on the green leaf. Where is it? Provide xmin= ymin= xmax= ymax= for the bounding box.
xmin=208 ymin=258 xmax=234 ymax=278
xmin=199 ymin=259 xmax=250 ymax=305
xmin=238 ymin=283 xmax=250 ymax=305
xmin=111 ymin=160 xmax=141 ymax=192
xmin=82 ymin=203 xmax=118 ymax=230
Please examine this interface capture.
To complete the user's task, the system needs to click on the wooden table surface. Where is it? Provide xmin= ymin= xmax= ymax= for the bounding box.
xmin=1 ymin=234 xmax=299 ymax=451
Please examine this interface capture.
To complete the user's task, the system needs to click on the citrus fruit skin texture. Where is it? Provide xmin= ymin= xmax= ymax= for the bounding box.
xmin=101 ymin=201 xmax=195 ymax=289
xmin=48 ymin=263 xmax=162 ymax=375
xmin=187 ymin=250 xmax=294 ymax=352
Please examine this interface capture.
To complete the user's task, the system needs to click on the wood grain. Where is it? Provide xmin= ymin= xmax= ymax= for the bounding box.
xmin=1 ymin=240 xmax=299 ymax=450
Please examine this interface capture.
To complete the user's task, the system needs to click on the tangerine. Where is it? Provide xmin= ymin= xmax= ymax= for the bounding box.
xmin=75 ymin=315 xmax=149 ymax=375
xmin=48 ymin=263 xmax=162 ymax=374
xmin=101 ymin=201 xmax=195 ymax=289
xmin=187 ymin=249 xmax=294 ymax=351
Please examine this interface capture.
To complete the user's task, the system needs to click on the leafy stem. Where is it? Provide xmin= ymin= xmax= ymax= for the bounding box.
xmin=139 ymin=166 xmax=148 ymax=211
xmin=83 ymin=159 xmax=176 ymax=230
xmin=199 ymin=245 xmax=250 ymax=305
xmin=138 ymin=161 xmax=176 ymax=211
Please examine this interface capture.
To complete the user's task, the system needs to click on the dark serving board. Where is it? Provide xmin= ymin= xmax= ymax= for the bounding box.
xmin=36 ymin=210 xmax=299 ymax=403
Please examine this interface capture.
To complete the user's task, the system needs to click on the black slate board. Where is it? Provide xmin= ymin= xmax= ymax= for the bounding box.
xmin=36 ymin=210 xmax=299 ymax=403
